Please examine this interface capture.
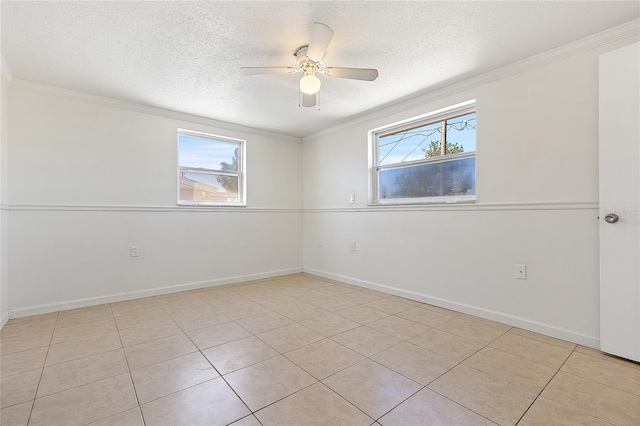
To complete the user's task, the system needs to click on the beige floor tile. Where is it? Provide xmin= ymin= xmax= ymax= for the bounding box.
xmin=288 ymin=289 xmax=332 ymax=303
xmin=113 ymin=307 xmax=173 ymax=330
xmin=300 ymin=312 xmax=360 ymax=337
xmin=29 ymin=373 xmax=138 ymax=426
xmin=300 ymin=280 xmax=335 ymax=290
xmin=561 ymin=351 xmax=640 ymax=396
xmin=186 ymin=321 xmax=251 ymax=350
xmin=410 ymin=328 xmax=484 ymax=363
xmin=124 ymin=333 xmax=197 ymax=370
xmin=215 ymin=301 xmax=272 ymax=320
xmin=340 ymin=290 xmax=387 ymax=304
xmin=396 ymin=307 xmax=455 ymax=327
xmin=170 ymin=309 xmax=232 ymax=332
xmin=50 ymin=318 xmax=117 ymax=345
xmin=240 ymin=289 xmax=283 ymax=302
xmin=255 ymin=382 xmax=373 ymax=426
xmin=331 ymin=326 xmax=402 ymax=357
xmin=131 ymin=352 xmax=219 ymax=404
xmin=193 ymin=287 xmax=240 ymax=301
xmin=575 ymin=345 xmax=640 ymax=368
xmin=118 ymin=321 xmax=183 ymax=347
xmin=4 ymin=312 xmax=57 ymax=326
xmin=45 ymin=331 xmax=122 ymax=366
xmin=155 ymin=295 xmax=209 ymax=311
xmin=225 ymin=355 xmax=316 ymax=411
xmin=207 ymin=294 xmax=252 ymax=309
xmin=0 ymin=330 xmax=52 ymax=355
xmin=509 ymin=328 xmax=577 ymax=351
xmin=58 ymin=304 xmax=112 ymax=316
xmin=489 ymin=333 xmax=572 ymax=369
xmin=202 ymin=335 xmax=279 ymax=375
xmin=334 ymin=305 xmax=390 ymax=324
xmin=458 ymin=314 xmax=512 ymax=332
xmin=55 ymin=307 xmax=114 ymax=328
xmin=379 ymin=388 xmax=497 ymax=426
xmin=518 ymin=397 xmax=609 ymax=426
xmin=463 ymin=347 xmax=557 ymax=393
xmin=0 ymin=369 xmax=41 ymax=409
xmin=364 ymin=298 xmax=415 ymax=315
xmin=436 ymin=317 xmax=506 ymax=345
xmin=110 ymin=297 xmax=160 ymax=317
xmin=163 ymin=303 xmax=217 ymax=319
xmin=277 ymin=304 xmax=329 ymax=322
xmin=0 ymin=401 xmax=33 ymax=426
xmin=235 ymin=311 xmax=294 ymax=334
xmin=257 ymin=323 xmax=324 ymax=353
xmin=309 ymin=296 xmax=360 ymax=312
xmin=384 ymin=295 xmax=421 ymax=306
xmin=258 ymin=295 xmax=301 ymax=311
xmin=429 ymin=365 xmax=536 ymax=426
xmin=368 ymin=316 xmax=430 ymax=340
xmin=37 ymin=349 xmax=129 ymax=398
xmin=0 ymin=347 xmax=48 ymax=378
xmin=0 ymin=318 xmax=56 ymax=339
xmin=285 ymin=339 xmax=365 ymax=380
xmin=88 ymin=407 xmax=144 ymax=426
xmin=541 ymin=371 xmax=640 ymax=425
xmin=317 ymin=285 xmax=359 ymax=296
xmin=371 ymin=342 xmax=456 ymax=385
xmin=322 ymin=359 xmax=422 ymax=419
xmin=421 ymin=303 xmax=463 ymax=317
xmin=230 ymin=414 xmax=262 ymax=426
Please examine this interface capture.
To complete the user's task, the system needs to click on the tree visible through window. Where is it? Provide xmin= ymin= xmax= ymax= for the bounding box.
xmin=371 ymin=102 xmax=476 ymax=204
xmin=177 ymin=130 xmax=245 ymax=206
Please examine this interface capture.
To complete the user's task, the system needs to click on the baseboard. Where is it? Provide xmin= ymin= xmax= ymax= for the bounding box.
xmin=0 ymin=311 xmax=8 ymax=329
xmin=9 ymin=267 xmax=302 ymax=319
xmin=304 ymin=267 xmax=600 ymax=349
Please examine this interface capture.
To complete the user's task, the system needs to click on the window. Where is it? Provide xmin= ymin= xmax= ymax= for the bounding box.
xmin=177 ymin=129 xmax=245 ymax=206
xmin=370 ymin=101 xmax=476 ymax=204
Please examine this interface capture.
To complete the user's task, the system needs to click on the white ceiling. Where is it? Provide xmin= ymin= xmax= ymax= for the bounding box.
xmin=2 ymin=1 xmax=638 ymax=138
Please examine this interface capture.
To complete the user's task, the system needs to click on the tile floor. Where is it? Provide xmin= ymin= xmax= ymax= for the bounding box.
xmin=1 ymin=273 xmax=639 ymax=426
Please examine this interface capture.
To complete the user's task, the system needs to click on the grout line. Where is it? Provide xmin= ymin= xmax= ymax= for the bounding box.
xmin=25 ymin=310 xmax=59 ymax=425
xmin=513 ymin=345 xmax=578 ymax=425
xmin=7 ymin=273 xmax=639 ymax=425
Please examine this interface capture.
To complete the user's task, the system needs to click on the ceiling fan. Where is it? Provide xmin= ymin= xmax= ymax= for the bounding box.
xmin=240 ymin=22 xmax=378 ymax=107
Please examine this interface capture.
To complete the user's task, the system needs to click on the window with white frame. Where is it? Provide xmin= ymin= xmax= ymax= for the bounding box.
xmin=177 ymin=129 xmax=245 ymax=206
xmin=370 ymin=101 xmax=476 ymax=204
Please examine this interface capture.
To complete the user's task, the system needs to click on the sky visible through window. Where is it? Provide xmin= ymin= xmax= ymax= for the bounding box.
xmin=178 ymin=134 xmax=238 ymax=171
xmin=379 ymin=112 xmax=476 ymax=166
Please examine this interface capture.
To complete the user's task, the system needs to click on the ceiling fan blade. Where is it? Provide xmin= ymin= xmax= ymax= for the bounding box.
xmin=307 ymin=23 xmax=334 ymax=62
xmin=301 ymin=93 xmax=317 ymax=108
xmin=239 ymin=67 xmax=297 ymax=75
xmin=323 ymin=67 xmax=378 ymax=81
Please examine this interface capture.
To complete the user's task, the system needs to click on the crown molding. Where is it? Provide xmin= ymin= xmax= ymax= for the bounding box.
xmin=1 ymin=56 xmax=13 ymax=86
xmin=8 ymin=79 xmax=302 ymax=144
xmin=304 ymin=19 xmax=640 ymax=141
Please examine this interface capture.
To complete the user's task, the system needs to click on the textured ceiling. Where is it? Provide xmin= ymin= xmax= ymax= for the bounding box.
xmin=1 ymin=1 xmax=639 ymax=137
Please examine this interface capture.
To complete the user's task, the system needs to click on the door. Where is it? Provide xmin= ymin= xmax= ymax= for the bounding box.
xmin=599 ymin=42 xmax=640 ymax=362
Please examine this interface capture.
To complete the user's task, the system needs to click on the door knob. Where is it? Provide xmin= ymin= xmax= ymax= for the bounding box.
xmin=604 ymin=213 xmax=619 ymax=224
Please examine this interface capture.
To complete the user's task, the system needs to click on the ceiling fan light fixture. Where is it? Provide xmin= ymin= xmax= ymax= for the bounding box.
xmin=300 ymin=74 xmax=321 ymax=94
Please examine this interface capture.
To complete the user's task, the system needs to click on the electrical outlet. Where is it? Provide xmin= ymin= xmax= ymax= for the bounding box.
xmin=515 ymin=264 xmax=526 ymax=279
xmin=130 ymin=246 xmax=139 ymax=257
xmin=349 ymin=193 xmax=355 ymax=204
xmin=350 ymin=241 xmax=356 ymax=251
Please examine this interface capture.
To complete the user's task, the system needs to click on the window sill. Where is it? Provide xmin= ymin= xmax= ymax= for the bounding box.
xmin=177 ymin=202 xmax=247 ymax=207
xmin=371 ymin=195 xmax=476 ymax=206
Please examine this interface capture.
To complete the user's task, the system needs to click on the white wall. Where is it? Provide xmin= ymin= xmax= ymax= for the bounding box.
xmin=1 ymin=77 xmax=8 ymax=326
xmin=302 ymin=35 xmax=639 ymax=347
xmin=7 ymin=86 xmax=303 ymax=316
